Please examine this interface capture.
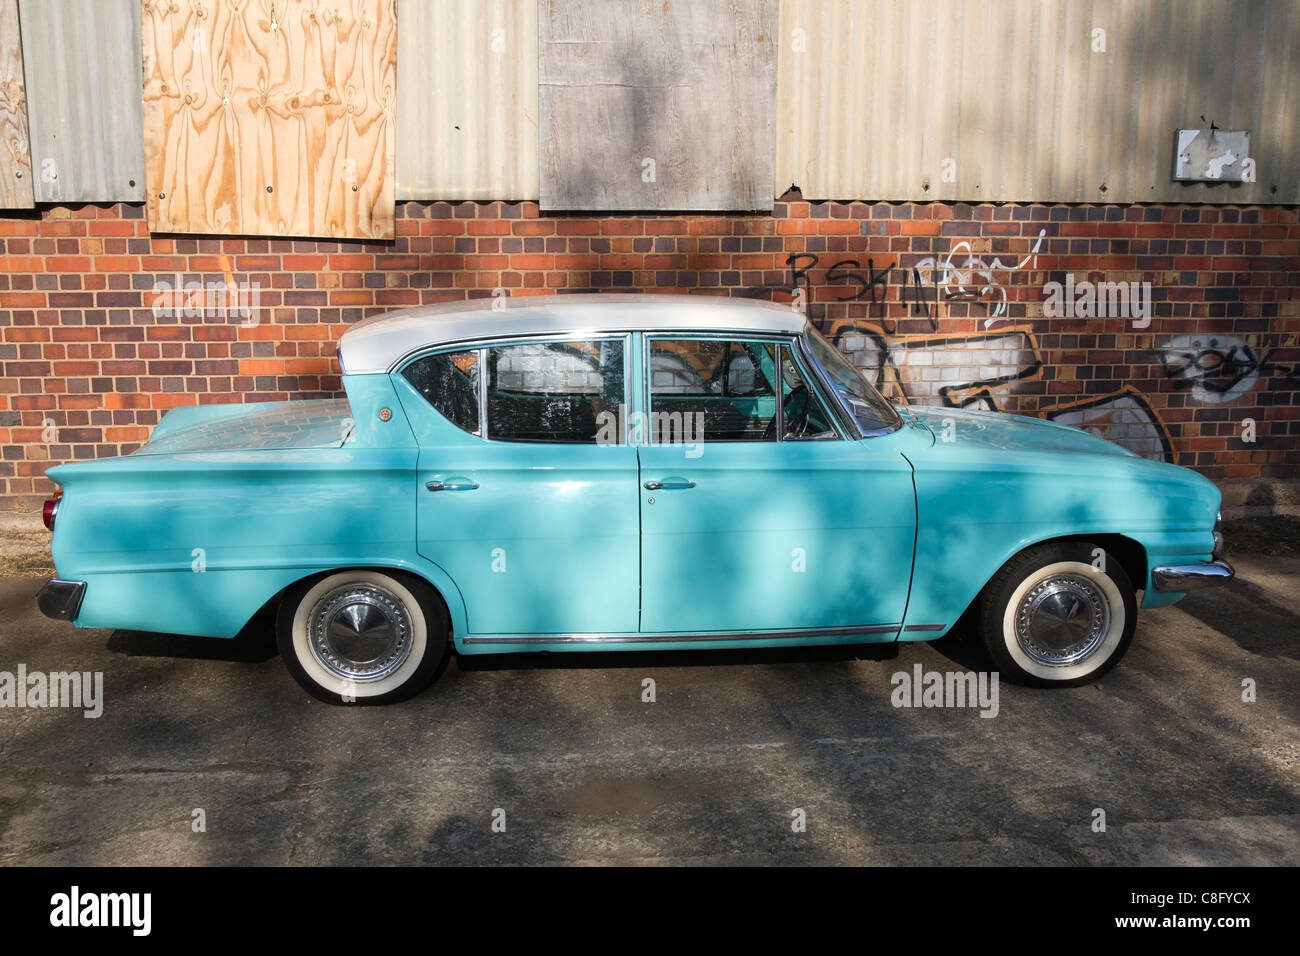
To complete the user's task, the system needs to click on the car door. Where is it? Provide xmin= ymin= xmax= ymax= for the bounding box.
xmin=396 ymin=335 xmax=641 ymax=638
xmin=638 ymin=335 xmax=916 ymax=636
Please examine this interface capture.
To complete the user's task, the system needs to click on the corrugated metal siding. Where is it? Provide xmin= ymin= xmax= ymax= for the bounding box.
xmin=396 ymin=0 xmax=538 ymax=201
xmin=776 ymin=0 xmax=1300 ymax=203
xmin=18 ymin=0 xmax=144 ymax=203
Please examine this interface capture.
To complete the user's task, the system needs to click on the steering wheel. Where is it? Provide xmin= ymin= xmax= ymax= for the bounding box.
xmin=782 ymin=384 xmax=811 ymax=439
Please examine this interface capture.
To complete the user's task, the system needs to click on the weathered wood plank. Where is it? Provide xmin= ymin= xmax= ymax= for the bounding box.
xmin=142 ymin=0 xmax=397 ymax=239
xmin=0 ymin=0 xmax=33 ymax=208
xmin=539 ymin=0 xmax=777 ymax=212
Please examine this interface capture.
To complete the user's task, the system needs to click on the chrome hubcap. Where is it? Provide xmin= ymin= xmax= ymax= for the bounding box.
xmin=307 ymin=583 xmax=412 ymax=682
xmin=1015 ymin=574 xmax=1110 ymax=666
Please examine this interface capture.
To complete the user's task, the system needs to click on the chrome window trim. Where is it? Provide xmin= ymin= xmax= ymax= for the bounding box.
xmin=388 ymin=325 xmax=792 ymax=375
xmin=340 ymin=295 xmax=808 ymax=375
xmin=774 ymin=341 xmax=784 ymax=440
xmin=476 ymin=346 xmax=487 ymax=438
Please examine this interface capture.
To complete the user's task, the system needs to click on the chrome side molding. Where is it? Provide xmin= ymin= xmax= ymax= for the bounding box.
xmin=463 ymin=623 xmax=901 ymax=646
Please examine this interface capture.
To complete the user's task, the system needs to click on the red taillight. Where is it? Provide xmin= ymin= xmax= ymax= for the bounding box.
xmin=42 ymin=494 xmax=60 ymax=531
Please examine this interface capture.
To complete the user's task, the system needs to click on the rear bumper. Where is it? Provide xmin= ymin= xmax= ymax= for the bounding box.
xmin=1151 ymin=560 xmax=1234 ymax=593
xmin=37 ymin=578 xmax=86 ymax=621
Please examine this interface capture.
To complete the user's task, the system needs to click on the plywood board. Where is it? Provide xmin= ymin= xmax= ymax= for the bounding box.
xmin=539 ymin=0 xmax=777 ymax=211
xmin=0 ymin=0 xmax=32 ymax=208
xmin=17 ymin=0 xmax=146 ymax=203
xmin=142 ymin=0 xmax=397 ymax=238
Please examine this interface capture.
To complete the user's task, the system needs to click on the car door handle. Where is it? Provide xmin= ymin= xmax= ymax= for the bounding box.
xmin=644 ymin=478 xmax=695 ymax=490
xmin=426 ymin=478 xmax=480 ymax=492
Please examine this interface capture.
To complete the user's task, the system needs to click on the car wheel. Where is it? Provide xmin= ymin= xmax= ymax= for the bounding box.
xmin=276 ymin=569 xmax=448 ymax=704
xmin=978 ymin=541 xmax=1137 ymax=687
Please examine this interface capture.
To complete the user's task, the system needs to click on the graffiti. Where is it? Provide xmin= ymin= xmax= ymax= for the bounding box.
xmin=738 ymin=231 xmax=1296 ymax=463
xmin=781 ymin=253 xmax=901 ymax=325
xmin=1156 ymin=334 xmax=1300 ymax=404
xmin=752 ymin=229 xmax=1046 ymax=330
xmin=915 ymin=230 xmax=1047 ymax=327
xmin=1157 ymin=334 xmax=1259 ymax=404
xmin=835 ymin=324 xmax=1043 ymax=409
xmin=831 ymin=321 xmax=1174 ymax=462
xmin=1042 ymin=388 xmax=1174 ymax=463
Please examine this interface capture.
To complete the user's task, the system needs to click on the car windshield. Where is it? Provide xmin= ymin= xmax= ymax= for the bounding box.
xmin=803 ymin=325 xmax=902 ymax=434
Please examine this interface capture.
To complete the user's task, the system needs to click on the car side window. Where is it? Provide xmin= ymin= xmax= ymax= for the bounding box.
xmin=779 ymin=345 xmax=838 ymax=440
xmin=485 ymin=339 xmax=625 ymax=443
xmin=648 ymin=339 xmax=778 ymax=442
xmin=402 ymin=349 xmax=481 ymax=435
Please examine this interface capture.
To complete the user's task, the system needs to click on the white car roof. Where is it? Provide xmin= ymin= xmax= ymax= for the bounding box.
xmin=337 ymin=293 xmax=807 ymax=374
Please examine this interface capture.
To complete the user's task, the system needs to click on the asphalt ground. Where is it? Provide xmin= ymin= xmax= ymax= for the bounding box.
xmin=0 ymin=525 xmax=1296 ymax=865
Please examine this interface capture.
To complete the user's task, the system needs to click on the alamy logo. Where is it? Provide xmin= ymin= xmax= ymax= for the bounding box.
xmin=50 ymin=886 xmax=151 ymax=936
xmin=152 ymin=272 xmax=260 ymax=323
xmin=890 ymin=665 xmax=999 ymax=718
xmin=0 ymin=664 xmax=103 ymax=718
xmin=1042 ymin=274 xmax=1152 ymax=326
xmin=595 ymin=403 xmax=705 ymax=457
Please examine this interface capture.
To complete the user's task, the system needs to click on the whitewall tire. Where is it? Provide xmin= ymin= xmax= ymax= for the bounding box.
xmin=277 ymin=570 xmax=448 ymax=704
xmin=978 ymin=542 xmax=1137 ymax=687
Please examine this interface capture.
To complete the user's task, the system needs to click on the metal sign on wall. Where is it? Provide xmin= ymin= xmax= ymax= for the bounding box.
xmin=141 ymin=0 xmax=397 ymax=239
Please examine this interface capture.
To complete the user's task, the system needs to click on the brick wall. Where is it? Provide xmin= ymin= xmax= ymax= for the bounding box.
xmin=0 ymin=199 xmax=1297 ymax=511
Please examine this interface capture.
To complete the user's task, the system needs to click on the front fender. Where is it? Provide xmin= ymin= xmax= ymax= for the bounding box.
xmin=900 ymin=450 xmax=1220 ymax=633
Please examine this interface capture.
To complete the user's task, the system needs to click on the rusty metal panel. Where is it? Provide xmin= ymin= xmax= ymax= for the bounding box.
xmin=0 ymin=0 xmax=33 ymax=207
xmin=18 ymin=0 xmax=145 ymax=203
xmin=776 ymin=0 xmax=1299 ymax=203
xmin=142 ymin=0 xmax=397 ymax=239
xmin=539 ymin=0 xmax=778 ymax=211
xmin=396 ymin=0 xmax=538 ymax=201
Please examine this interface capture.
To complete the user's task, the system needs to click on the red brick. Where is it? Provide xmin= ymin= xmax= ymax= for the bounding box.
xmin=901 ymin=221 xmax=942 ymax=236
xmin=513 ymin=221 xmax=555 ymax=236
xmin=93 ymin=256 xmax=140 ymax=271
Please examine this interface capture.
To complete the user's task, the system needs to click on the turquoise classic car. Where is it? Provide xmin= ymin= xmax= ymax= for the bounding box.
xmin=38 ymin=294 xmax=1232 ymax=703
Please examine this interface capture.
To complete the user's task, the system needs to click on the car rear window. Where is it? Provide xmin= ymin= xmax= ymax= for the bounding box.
xmin=402 ymin=349 xmax=481 ymax=435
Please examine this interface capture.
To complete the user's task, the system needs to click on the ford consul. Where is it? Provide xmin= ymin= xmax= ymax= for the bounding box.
xmin=38 ymin=294 xmax=1232 ymax=703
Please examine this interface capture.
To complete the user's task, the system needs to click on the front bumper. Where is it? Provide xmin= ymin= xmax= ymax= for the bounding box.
xmin=1151 ymin=560 xmax=1234 ymax=592
xmin=37 ymin=578 xmax=86 ymax=621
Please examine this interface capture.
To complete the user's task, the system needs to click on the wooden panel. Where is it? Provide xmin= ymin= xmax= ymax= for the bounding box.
xmin=142 ymin=0 xmax=397 ymax=239
xmin=18 ymin=0 xmax=146 ymax=203
xmin=539 ymin=0 xmax=777 ymax=211
xmin=0 ymin=0 xmax=33 ymax=207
